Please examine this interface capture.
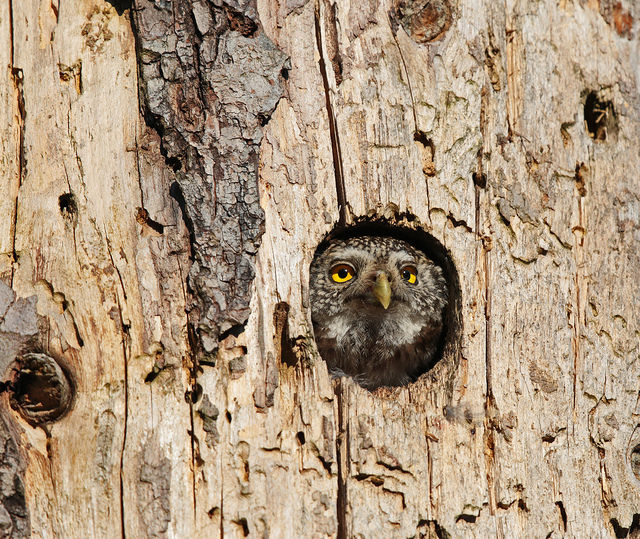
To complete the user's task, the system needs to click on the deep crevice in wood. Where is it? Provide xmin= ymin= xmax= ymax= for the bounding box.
xmin=273 ymin=302 xmax=297 ymax=367
xmin=314 ymin=0 xmax=348 ymax=226
xmin=111 ymin=292 xmax=129 ymax=539
xmin=610 ymin=514 xmax=640 ymax=538
xmin=9 ymin=44 xmax=25 ymax=287
xmin=335 ymin=381 xmax=348 ymax=539
xmin=556 ymin=501 xmax=567 ymax=533
xmin=169 ymin=181 xmax=196 ymax=258
xmin=482 ymin=232 xmax=495 ymax=514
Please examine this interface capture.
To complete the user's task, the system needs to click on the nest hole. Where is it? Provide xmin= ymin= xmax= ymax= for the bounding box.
xmin=310 ymin=219 xmax=462 ymax=389
xmin=8 ymin=353 xmax=74 ymax=427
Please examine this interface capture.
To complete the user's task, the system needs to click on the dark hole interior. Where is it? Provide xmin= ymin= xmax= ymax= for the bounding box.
xmin=8 ymin=353 xmax=73 ymax=425
xmin=105 ymin=0 xmax=132 ymax=16
xmin=58 ymin=193 xmax=77 ymax=216
xmin=312 ymin=219 xmax=462 ymax=386
xmin=14 ymin=372 xmax=61 ymax=411
xmin=584 ymin=91 xmax=616 ymax=142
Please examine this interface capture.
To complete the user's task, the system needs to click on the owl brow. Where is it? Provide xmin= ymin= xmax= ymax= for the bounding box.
xmin=327 ymin=258 xmax=361 ymax=272
xmin=389 ymin=251 xmax=418 ymax=267
xmin=327 ymin=246 xmax=367 ymax=264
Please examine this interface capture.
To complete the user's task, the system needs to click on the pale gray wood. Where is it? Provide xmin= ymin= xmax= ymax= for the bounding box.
xmin=0 ymin=0 xmax=638 ymax=537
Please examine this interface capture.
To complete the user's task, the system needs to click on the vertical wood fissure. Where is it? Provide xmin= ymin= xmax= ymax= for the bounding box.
xmin=483 ymin=237 xmax=496 ymax=516
xmin=106 ymin=238 xmax=130 ymax=539
xmin=335 ymin=381 xmax=348 ymax=539
xmin=389 ymin=26 xmax=432 ymax=214
xmin=8 ymin=0 xmax=24 ymax=288
xmin=571 ymin=160 xmax=587 ymax=423
xmin=314 ymin=0 xmax=348 ymax=226
xmin=8 ymin=0 xmax=14 ymax=66
xmin=186 ymin=333 xmax=198 ymax=522
xmin=117 ymin=297 xmax=129 ymax=539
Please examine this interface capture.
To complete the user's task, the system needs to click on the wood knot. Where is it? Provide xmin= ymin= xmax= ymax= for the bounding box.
xmin=393 ymin=0 xmax=453 ymax=43
xmin=7 ymin=353 xmax=73 ymax=427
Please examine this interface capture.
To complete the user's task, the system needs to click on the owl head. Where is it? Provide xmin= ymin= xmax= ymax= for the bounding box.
xmin=309 ymin=234 xmax=448 ymax=388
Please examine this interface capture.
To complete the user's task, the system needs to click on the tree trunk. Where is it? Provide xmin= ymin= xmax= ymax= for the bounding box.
xmin=1 ymin=0 xmax=639 ymax=537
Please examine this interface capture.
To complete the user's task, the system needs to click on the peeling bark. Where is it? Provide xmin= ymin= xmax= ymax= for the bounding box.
xmin=0 ymin=0 xmax=639 ymax=537
xmin=132 ymin=0 xmax=289 ymax=351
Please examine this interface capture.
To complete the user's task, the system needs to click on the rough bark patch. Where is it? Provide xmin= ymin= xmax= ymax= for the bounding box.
xmin=132 ymin=0 xmax=288 ymax=351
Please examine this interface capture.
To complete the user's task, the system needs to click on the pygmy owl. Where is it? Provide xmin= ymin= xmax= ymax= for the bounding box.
xmin=310 ymin=235 xmax=448 ymax=389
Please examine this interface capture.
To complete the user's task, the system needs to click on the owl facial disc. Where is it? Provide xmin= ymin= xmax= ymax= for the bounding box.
xmin=309 ymin=234 xmax=448 ymax=389
xmin=372 ymin=272 xmax=391 ymax=309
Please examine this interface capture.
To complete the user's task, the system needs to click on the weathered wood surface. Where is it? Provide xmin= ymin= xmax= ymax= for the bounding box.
xmin=1 ymin=0 xmax=639 ymax=537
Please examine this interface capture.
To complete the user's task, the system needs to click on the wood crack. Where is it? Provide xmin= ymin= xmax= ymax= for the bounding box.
xmin=476 ymin=81 xmax=496 ymax=517
xmin=389 ymin=19 xmax=432 ymax=213
xmin=175 ymin=255 xmax=199 ymax=524
xmin=8 ymin=0 xmax=25 ymax=287
xmin=186 ymin=323 xmax=199 ymax=524
xmin=314 ymin=0 xmax=348 ymax=226
xmin=334 ymin=380 xmax=348 ymax=539
xmin=105 ymin=234 xmax=130 ymax=539
xmin=482 ymin=234 xmax=496 ymax=517
xmin=571 ymin=161 xmax=587 ymax=423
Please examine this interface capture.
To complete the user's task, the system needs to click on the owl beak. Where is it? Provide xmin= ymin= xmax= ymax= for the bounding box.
xmin=372 ymin=272 xmax=392 ymax=309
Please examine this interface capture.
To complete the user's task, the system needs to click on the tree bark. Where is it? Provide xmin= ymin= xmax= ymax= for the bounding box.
xmin=1 ymin=0 xmax=639 ymax=537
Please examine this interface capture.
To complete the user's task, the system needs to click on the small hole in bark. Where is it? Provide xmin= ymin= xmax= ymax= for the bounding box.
xmin=310 ymin=216 xmax=462 ymax=390
xmin=219 ymin=323 xmax=246 ymax=341
xmin=414 ymin=131 xmax=436 ymax=176
xmin=556 ymin=501 xmax=567 ymax=532
xmin=584 ymin=91 xmax=617 ymax=142
xmin=296 ymin=431 xmax=306 ymax=445
xmin=413 ymin=130 xmax=432 ymax=148
xmin=235 ymin=518 xmax=249 ymax=536
xmin=185 ymin=383 xmax=202 ymax=404
xmin=207 ymin=507 xmax=220 ymax=518
xmin=144 ymin=368 xmax=160 ymax=383
xmin=455 ymin=514 xmax=477 ymax=524
xmin=7 ymin=353 xmax=74 ymax=427
xmin=59 ymin=193 xmax=78 ymax=223
xmin=225 ymin=411 xmax=232 ymax=423
xmin=274 ymin=302 xmax=298 ymax=367
xmin=472 ymin=172 xmax=487 ymax=189
xmin=166 ymin=156 xmax=182 ymax=172
xmin=192 ymin=383 xmax=202 ymax=403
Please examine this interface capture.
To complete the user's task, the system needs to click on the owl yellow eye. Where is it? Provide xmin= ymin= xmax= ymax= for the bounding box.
xmin=330 ymin=264 xmax=355 ymax=283
xmin=401 ymin=265 xmax=417 ymax=284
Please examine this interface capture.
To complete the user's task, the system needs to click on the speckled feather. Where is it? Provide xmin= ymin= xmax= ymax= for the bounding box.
xmin=310 ymin=236 xmax=448 ymax=389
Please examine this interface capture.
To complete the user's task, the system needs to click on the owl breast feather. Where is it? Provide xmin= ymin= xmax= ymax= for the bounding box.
xmin=313 ymin=301 xmax=442 ymax=389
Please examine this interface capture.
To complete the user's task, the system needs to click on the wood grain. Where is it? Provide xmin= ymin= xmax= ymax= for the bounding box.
xmin=0 ymin=0 xmax=638 ymax=537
